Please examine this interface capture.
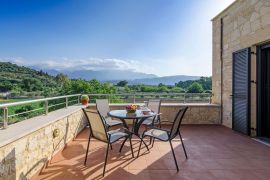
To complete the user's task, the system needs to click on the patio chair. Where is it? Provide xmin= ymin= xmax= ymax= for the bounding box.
xmin=137 ymin=106 xmax=188 ymax=171
xmin=142 ymin=99 xmax=162 ymax=128
xmin=83 ymin=109 xmax=134 ymax=177
xmin=96 ymin=99 xmax=123 ymax=128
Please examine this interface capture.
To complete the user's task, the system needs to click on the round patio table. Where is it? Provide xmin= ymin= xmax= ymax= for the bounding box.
xmin=108 ymin=109 xmax=156 ymax=152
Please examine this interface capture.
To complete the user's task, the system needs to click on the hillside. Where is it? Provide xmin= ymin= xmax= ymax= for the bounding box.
xmin=0 ymin=62 xmax=211 ymax=97
xmin=0 ymin=62 xmax=59 ymax=94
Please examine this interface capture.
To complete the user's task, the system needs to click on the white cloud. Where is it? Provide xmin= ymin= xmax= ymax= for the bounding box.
xmin=0 ymin=57 xmax=155 ymax=74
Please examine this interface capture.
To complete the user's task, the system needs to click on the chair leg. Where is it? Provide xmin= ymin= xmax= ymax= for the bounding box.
xmin=148 ymin=137 xmax=152 ymax=146
xmin=141 ymin=138 xmax=149 ymax=151
xmin=179 ymin=132 xmax=188 ymax=159
xmin=110 ymin=144 xmax=113 ymax=150
xmin=103 ymin=143 xmax=110 ymax=177
xmin=169 ymin=140 xmax=179 ymax=171
xmin=84 ymin=131 xmax=91 ymax=165
xmin=119 ymin=137 xmax=128 ymax=153
xmin=129 ymin=137 xmax=134 ymax=158
xmin=151 ymin=138 xmax=155 ymax=148
xmin=137 ymin=138 xmax=143 ymax=158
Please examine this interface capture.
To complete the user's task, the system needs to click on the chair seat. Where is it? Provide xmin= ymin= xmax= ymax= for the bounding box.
xmin=105 ymin=117 xmax=123 ymax=127
xmin=144 ymin=129 xmax=169 ymax=141
xmin=142 ymin=117 xmax=154 ymax=125
xmin=108 ymin=128 xmax=130 ymax=143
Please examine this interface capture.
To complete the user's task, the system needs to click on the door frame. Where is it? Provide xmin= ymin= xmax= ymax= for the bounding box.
xmin=232 ymin=48 xmax=251 ymax=135
xmin=256 ymin=43 xmax=270 ymax=137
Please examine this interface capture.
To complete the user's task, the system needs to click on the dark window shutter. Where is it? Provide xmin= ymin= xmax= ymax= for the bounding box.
xmin=232 ymin=48 xmax=251 ymax=135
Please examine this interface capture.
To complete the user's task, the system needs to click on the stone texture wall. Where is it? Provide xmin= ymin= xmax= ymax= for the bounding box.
xmin=212 ymin=0 xmax=270 ymax=131
xmin=89 ymin=104 xmax=221 ymax=125
xmin=0 ymin=109 xmax=87 ymax=180
xmin=160 ymin=105 xmax=220 ymax=124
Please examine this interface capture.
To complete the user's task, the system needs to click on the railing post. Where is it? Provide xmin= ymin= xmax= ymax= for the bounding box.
xmin=45 ymin=100 xmax=48 ymax=115
xmin=133 ymin=94 xmax=136 ymax=104
xmin=184 ymin=93 xmax=186 ymax=104
xmin=3 ymin=107 xmax=8 ymax=129
xmin=78 ymin=95 xmax=80 ymax=104
xmin=209 ymin=94 xmax=212 ymax=104
xmin=65 ymin=97 xmax=68 ymax=108
xmin=108 ymin=94 xmax=110 ymax=104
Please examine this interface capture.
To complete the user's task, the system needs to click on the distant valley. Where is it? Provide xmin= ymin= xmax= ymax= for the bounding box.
xmin=32 ymin=67 xmax=200 ymax=85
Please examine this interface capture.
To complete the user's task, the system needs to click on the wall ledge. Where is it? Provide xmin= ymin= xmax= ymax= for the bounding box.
xmin=0 ymin=105 xmax=86 ymax=148
xmin=88 ymin=103 xmax=221 ymax=107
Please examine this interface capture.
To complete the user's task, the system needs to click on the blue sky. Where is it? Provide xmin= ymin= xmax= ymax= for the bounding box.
xmin=0 ymin=0 xmax=234 ymax=76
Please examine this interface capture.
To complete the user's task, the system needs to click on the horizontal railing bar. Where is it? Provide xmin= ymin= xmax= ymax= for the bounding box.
xmin=0 ymin=93 xmax=212 ymax=110
xmin=68 ymin=99 xmax=79 ymax=103
xmin=88 ymin=93 xmax=211 ymax=96
xmin=8 ymin=107 xmax=44 ymax=118
xmin=0 ymin=94 xmax=81 ymax=108
xmin=48 ymin=102 xmax=66 ymax=108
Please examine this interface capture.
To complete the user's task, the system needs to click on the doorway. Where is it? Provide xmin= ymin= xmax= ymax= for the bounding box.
xmin=257 ymin=44 xmax=270 ymax=139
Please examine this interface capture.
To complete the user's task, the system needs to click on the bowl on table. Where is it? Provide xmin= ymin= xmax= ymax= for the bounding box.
xmin=125 ymin=104 xmax=137 ymax=114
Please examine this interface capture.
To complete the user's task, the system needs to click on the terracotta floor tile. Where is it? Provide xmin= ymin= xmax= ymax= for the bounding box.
xmin=209 ymin=169 xmax=259 ymax=180
xmin=32 ymin=125 xmax=270 ymax=180
xmin=149 ymin=170 xmax=173 ymax=180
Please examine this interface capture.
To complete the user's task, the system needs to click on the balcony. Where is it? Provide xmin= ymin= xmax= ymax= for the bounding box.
xmin=33 ymin=126 xmax=270 ymax=180
xmin=0 ymin=94 xmax=269 ymax=179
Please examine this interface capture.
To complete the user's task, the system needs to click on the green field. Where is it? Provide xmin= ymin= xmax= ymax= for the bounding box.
xmin=0 ymin=98 xmax=30 ymax=104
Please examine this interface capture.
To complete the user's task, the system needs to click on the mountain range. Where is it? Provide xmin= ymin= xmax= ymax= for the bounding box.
xmin=31 ymin=66 xmax=200 ymax=85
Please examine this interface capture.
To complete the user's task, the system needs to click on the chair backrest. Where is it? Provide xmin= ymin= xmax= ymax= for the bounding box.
xmin=83 ymin=109 xmax=108 ymax=143
xmin=96 ymin=99 xmax=110 ymax=118
xmin=169 ymin=107 xmax=188 ymax=139
xmin=147 ymin=99 xmax=161 ymax=114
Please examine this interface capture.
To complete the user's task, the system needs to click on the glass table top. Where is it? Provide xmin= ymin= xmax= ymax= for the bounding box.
xmin=108 ymin=110 xmax=156 ymax=119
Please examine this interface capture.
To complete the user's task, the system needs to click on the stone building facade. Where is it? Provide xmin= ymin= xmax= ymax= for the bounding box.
xmin=212 ymin=0 xmax=270 ymax=135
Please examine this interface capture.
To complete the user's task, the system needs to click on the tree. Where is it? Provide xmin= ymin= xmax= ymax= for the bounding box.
xmin=187 ymin=82 xmax=204 ymax=93
xmin=22 ymin=78 xmax=43 ymax=92
xmin=198 ymin=76 xmax=212 ymax=90
xmin=117 ymin=80 xmax=128 ymax=87
xmin=171 ymin=86 xmax=185 ymax=93
xmin=157 ymin=86 xmax=169 ymax=92
xmin=158 ymin=83 xmax=165 ymax=87
xmin=175 ymin=76 xmax=212 ymax=91
xmin=56 ymin=73 xmax=69 ymax=84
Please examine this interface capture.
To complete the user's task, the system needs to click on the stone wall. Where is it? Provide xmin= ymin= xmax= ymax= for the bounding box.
xmin=212 ymin=0 xmax=270 ymax=131
xmin=0 ymin=108 xmax=87 ymax=180
xmin=88 ymin=104 xmax=221 ymax=125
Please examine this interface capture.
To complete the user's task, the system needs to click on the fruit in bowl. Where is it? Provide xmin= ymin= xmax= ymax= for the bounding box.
xmin=126 ymin=104 xmax=137 ymax=113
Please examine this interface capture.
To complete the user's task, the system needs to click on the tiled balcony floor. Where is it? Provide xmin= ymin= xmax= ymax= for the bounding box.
xmin=32 ymin=125 xmax=270 ymax=180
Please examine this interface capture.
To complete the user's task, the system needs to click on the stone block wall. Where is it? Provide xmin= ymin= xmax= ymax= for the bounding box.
xmin=0 ymin=109 xmax=87 ymax=180
xmin=88 ymin=104 xmax=221 ymax=125
xmin=212 ymin=0 xmax=270 ymax=130
xmin=160 ymin=105 xmax=220 ymax=124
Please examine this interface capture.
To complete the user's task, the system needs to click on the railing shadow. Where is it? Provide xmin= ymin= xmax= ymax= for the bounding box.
xmin=50 ymin=109 xmax=86 ymax=156
xmin=0 ymin=148 xmax=16 ymax=180
xmin=19 ymin=158 xmax=48 ymax=180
